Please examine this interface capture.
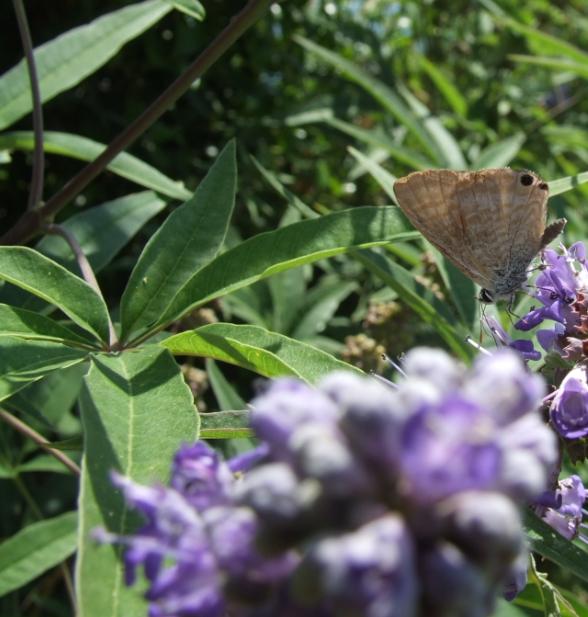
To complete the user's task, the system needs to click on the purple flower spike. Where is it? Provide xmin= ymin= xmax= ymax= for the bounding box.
xmin=171 ymin=442 xmax=234 ymax=511
xmin=399 ymin=396 xmax=502 ymax=503
xmin=98 ymin=346 xmax=559 ymax=617
xmin=551 ymin=363 xmax=588 ymax=438
xmin=250 ymin=379 xmax=339 ymax=457
xmin=537 ymin=475 xmax=586 ymax=540
xmin=297 ymin=515 xmax=417 ymax=617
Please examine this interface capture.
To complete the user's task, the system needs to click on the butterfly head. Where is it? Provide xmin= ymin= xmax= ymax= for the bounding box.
xmin=478 ymin=288 xmax=495 ymax=304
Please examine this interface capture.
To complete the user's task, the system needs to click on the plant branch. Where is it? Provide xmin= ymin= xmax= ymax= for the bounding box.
xmin=12 ymin=0 xmax=45 ymax=211
xmin=45 ymin=223 xmax=118 ymax=347
xmin=1 ymin=0 xmax=272 ymax=246
xmin=0 ymin=409 xmax=81 ymax=476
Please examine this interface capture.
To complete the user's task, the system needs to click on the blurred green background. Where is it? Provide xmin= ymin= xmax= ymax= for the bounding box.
xmin=2 ymin=2 xmax=588 ymax=615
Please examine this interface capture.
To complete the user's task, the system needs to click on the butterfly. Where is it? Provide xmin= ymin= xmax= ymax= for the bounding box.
xmin=392 ymin=168 xmax=566 ymax=303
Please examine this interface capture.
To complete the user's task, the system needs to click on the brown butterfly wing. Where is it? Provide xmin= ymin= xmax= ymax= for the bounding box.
xmin=450 ymin=169 xmax=548 ymax=292
xmin=393 ymin=168 xmax=549 ymax=294
xmin=393 ymin=169 xmax=495 ymax=289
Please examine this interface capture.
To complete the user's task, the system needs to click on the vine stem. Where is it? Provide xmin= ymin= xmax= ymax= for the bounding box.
xmin=1 ymin=0 xmax=272 ymax=246
xmin=12 ymin=0 xmax=44 ymax=211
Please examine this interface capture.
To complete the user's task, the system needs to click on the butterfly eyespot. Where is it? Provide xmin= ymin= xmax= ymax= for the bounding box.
xmin=539 ymin=182 xmax=548 ymax=191
xmin=520 ymin=173 xmax=534 ymax=186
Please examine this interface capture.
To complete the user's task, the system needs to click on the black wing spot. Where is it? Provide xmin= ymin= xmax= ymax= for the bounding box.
xmin=538 ymin=182 xmax=548 ymax=191
xmin=520 ymin=173 xmax=534 ymax=186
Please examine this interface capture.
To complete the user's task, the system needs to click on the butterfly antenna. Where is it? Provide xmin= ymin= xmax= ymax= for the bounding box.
xmin=465 ymin=335 xmax=492 ymax=355
xmin=382 ymin=353 xmax=406 ymax=376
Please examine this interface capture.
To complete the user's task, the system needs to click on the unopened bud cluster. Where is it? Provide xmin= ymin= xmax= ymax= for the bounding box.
xmin=99 ymin=348 xmax=557 ymax=617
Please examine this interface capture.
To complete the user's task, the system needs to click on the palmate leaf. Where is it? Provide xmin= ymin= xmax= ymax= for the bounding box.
xmin=161 ymin=323 xmax=362 ymax=383
xmin=76 ymin=346 xmax=199 ymax=617
xmin=120 ymin=140 xmax=237 ymax=341
xmin=0 ymin=0 xmax=173 ymax=130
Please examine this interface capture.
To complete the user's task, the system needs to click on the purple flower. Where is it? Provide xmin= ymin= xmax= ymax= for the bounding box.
xmin=551 ymin=363 xmax=588 ymax=438
xmin=484 ymin=317 xmax=541 ymax=361
xmin=536 ymin=475 xmax=587 ymax=541
xmin=106 ymin=474 xmax=224 ymax=616
xmin=171 ymin=442 xmax=233 ymax=510
xmin=515 ymin=243 xmax=588 ymax=363
xmin=398 ymin=394 xmax=502 ymax=503
xmin=502 ymin=551 xmax=529 ymax=602
xmin=295 ymin=515 xmax=417 ymax=617
xmin=516 ymin=247 xmax=579 ymax=331
xmin=99 ymin=347 xmax=560 ymax=616
xmin=420 ymin=543 xmax=494 ymax=617
xmin=249 ymin=379 xmax=339 ymax=457
xmin=398 ymin=350 xmax=555 ymax=503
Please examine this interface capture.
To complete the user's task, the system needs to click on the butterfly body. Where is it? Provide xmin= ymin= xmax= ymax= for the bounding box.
xmin=392 ymin=168 xmax=565 ymax=302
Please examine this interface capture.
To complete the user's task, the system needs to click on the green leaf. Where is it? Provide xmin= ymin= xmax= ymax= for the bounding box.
xmin=199 ymin=410 xmax=251 ymax=440
xmin=166 ymin=0 xmax=206 ymax=20
xmin=16 ymin=455 xmax=75 ymax=475
xmin=154 ymin=207 xmax=415 ymax=333
xmin=490 ymin=599 xmax=530 ymax=616
xmin=348 ymin=147 xmax=399 ymax=203
xmin=472 ymin=133 xmax=526 ymax=169
xmin=0 ymin=247 xmax=110 ymax=342
xmin=548 ymin=172 xmax=588 ymax=196
xmin=205 ymin=358 xmax=246 ymax=410
xmin=0 ymin=511 xmax=77 ymax=597
xmin=491 ymin=10 xmax=588 ymax=65
xmin=251 ymin=155 xmax=318 ymax=219
xmin=416 ymin=54 xmax=468 ymax=117
xmin=121 ymin=140 xmax=237 ymax=341
xmin=0 ymin=132 xmax=190 ymax=200
xmin=0 ymin=0 xmax=172 ymax=130
xmin=292 ymin=279 xmax=357 ymax=340
xmin=76 ymin=346 xmax=199 ymax=616
xmin=8 ymin=363 xmax=87 ymax=433
xmin=428 ymin=247 xmax=478 ymax=331
xmin=0 ymin=336 xmax=88 ymax=402
xmin=353 ymin=249 xmax=472 ymax=360
xmin=508 ymin=55 xmax=588 ymax=79
xmin=323 ymin=117 xmax=433 ymax=171
xmin=0 ymin=303 xmax=91 ymax=345
xmin=524 ymin=510 xmax=588 ymax=584
xmin=161 ymin=323 xmax=362 ymax=383
xmin=294 ymin=35 xmax=443 ymax=164
xmin=398 ymin=84 xmax=466 ymax=169
xmin=36 ymin=192 xmax=167 ymax=274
